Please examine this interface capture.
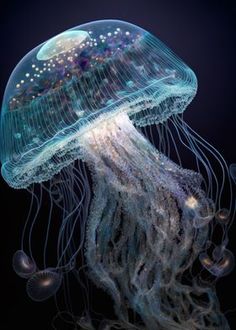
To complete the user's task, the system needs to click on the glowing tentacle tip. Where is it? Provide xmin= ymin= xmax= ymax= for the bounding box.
xmin=26 ymin=269 xmax=62 ymax=301
xmin=36 ymin=30 xmax=90 ymax=61
xmin=229 ymin=163 xmax=236 ymax=184
xmin=12 ymin=250 xmax=36 ymax=278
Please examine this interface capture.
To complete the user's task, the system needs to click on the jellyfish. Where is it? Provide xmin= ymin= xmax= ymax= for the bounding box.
xmin=26 ymin=268 xmax=63 ymax=302
xmin=0 ymin=20 xmax=235 ymax=329
xmin=12 ymin=250 xmax=37 ymax=278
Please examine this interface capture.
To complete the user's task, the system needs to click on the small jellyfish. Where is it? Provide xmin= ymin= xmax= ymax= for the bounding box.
xmin=199 ymin=249 xmax=235 ymax=277
xmin=215 ymin=208 xmax=230 ymax=223
xmin=12 ymin=250 xmax=36 ymax=278
xmin=229 ymin=163 xmax=236 ymax=184
xmin=26 ymin=269 xmax=62 ymax=302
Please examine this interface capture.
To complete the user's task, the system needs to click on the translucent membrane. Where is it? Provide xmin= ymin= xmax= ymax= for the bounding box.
xmin=12 ymin=250 xmax=36 ymax=278
xmin=199 ymin=249 xmax=235 ymax=277
xmin=26 ymin=269 xmax=62 ymax=301
xmin=0 ymin=20 xmax=196 ymax=188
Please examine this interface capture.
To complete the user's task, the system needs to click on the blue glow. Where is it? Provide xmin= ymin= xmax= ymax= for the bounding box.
xmin=0 ymin=20 xmax=196 ymax=188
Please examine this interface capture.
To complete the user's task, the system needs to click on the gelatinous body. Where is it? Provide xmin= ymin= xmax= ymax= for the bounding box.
xmin=199 ymin=249 xmax=235 ymax=277
xmin=12 ymin=250 xmax=36 ymax=278
xmin=0 ymin=20 xmax=196 ymax=188
xmin=0 ymin=20 xmax=234 ymax=329
xmin=26 ymin=269 xmax=62 ymax=302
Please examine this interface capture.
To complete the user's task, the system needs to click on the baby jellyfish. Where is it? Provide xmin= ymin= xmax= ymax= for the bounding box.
xmin=199 ymin=249 xmax=235 ymax=277
xmin=229 ymin=163 xmax=236 ymax=184
xmin=12 ymin=250 xmax=36 ymax=278
xmin=215 ymin=208 xmax=230 ymax=223
xmin=26 ymin=269 xmax=62 ymax=302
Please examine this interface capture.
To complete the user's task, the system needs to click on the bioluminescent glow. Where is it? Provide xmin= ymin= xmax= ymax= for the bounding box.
xmin=0 ymin=20 xmax=235 ymax=329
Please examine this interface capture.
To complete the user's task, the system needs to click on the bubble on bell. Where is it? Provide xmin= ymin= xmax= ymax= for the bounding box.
xmin=36 ymin=30 xmax=90 ymax=61
xmin=12 ymin=250 xmax=36 ymax=278
xmin=26 ymin=269 xmax=62 ymax=302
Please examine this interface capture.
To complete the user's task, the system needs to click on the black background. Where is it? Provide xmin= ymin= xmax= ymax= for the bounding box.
xmin=0 ymin=0 xmax=236 ymax=329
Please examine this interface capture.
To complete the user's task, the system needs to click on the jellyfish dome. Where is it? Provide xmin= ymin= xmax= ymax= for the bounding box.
xmin=1 ymin=20 xmax=235 ymax=330
xmin=0 ymin=20 xmax=196 ymax=188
